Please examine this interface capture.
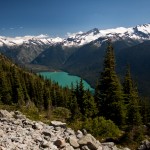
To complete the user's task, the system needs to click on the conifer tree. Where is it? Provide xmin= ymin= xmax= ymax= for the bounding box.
xmin=11 ymin=67 xmax=24 ymax=105
xmin=82 ymin=90 xmax=98 ymax=118
xmin=0 ymin=65 xmax=12 ymax=104
xmin=140 ymin=97 xmax=150 ymax=124
xmin=75 ymin=79 xmax=85 ymax=115
xmin=68 ymin=83 xmax=81 ymax=120
xmin=123 ymin=66 xmax=142 ymax=126
xmin=95 ymin=40 xmax=125 ymax=126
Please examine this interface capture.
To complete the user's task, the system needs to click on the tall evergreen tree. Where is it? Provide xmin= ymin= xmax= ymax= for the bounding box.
xmin=95 ymin=40 xmax=125 ymax=126
xmin=0 ymin=65 xmax=12 ymax=104
xmin=123 ymin=66 xmax=142 ymax=126
xmin=11 ymin=67 xmax=24 ymax=105
xmin=75 ymin=79 xmax=85 ymax=115
xmin=67 ymin=83 xmax=81 ymax=120
xmin=82 ymin=90 xmax=98 ymax=118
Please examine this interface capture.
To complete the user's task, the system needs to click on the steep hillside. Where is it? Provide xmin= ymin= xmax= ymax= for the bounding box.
xmin=32 ymin=45 xmax=77 ymax=70
xmin=117 ymin=41 xmax=150 ymax=96
xmin=0 ymin=53 xmax=74 ymax=112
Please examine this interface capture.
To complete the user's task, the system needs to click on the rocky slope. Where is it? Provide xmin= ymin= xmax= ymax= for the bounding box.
xmin=0 ymin=109 xmax=130 ymax=150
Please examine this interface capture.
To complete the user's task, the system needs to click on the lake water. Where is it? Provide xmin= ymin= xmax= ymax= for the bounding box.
xmin=38 ymin=72 xmax=94 ymax=91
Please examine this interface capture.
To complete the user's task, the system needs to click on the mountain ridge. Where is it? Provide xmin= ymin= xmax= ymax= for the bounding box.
xmin=1 ymin=23 xmax=150 ymax=48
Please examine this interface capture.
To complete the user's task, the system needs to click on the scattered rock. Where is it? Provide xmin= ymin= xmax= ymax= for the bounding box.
xmin=54 ymin=139 xmax=66 ymax=148
xmin=82 ymin=129 xmax=88 ymax=135
xmin=32 ymin=122 xmax=43 ymax=130
xmin=76 ymin=130 xmax=83 ymax=139
xmin=40 ymin=140 xmax=49 ymax=148
xmin=42 ymin=130 xmax=52 ymax=137
xmin=0 ymin=110 xmax=12 ymax=118
xmin=102 ymin=142 xmax=115 ymax=147
xmin=0 ymin=109 xmax=130 ymax=150
xmin=78 ymin=134 xmax=101 ymax=150
xmin=69 ymin=136 xmax=80 ymax=148
xmin=51 ymin=120 xmax=66 ymax=128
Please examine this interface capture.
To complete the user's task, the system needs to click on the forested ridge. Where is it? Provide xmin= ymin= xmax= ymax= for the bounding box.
xmin=0 ymin=42 xmax=150 ymax=149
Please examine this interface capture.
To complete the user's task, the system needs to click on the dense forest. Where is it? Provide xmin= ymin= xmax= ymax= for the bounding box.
xmin=0 ymin=42 xmax=150 ymax=149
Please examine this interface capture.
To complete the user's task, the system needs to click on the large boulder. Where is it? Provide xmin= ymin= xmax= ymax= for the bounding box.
xmin=0 ymin=110 xmax=12 ymax=118
xmin=69 ymin=136 xmax=80 ymax=148
xmin=78 ymin=134 xmax=101 ymax=150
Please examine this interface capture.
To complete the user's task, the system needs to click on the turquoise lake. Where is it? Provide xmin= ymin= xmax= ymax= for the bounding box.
xmin=38 ymin=72 xmax=94 ymax=91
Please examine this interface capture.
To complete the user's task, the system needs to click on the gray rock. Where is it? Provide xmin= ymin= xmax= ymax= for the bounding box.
xmin=32 ymin=122 xmax=43 ymax=130
xmin=122 ymin=148 xmax=130 ymax=150
xmin=102 ymin=145 xmax=111 ymax=150
xmin=102 ymin=142 xmax=115 ymax=147
xmin=82 ymin=129 xmax=87 ymax=135
xmin=0 ymin=146 xmax=6 ymax=150
xmin=76 ymin=130 xmax=83 ymax=139
xmin=65 ymin=143 xmax=74 ymax=150
xmin=66 ymin=128 xmax=75 ymax=135
xmin=54 ymin=139 xmax=66 ymax=148
xmin=0 ymin=129 xmax=4 ymax=136
xmin=14 ymin=111 xmax=26 ymax=119
xmin=78 ymin=134 xmax=101 ymax=150
xmin=97 ymin=146 xmax=103 ymax=150
xmin=81 ymin=145 xmax=91 ymax=150
xmin=40 ymin=140 xmax=50 ymax=148
xmin=0 ymin=110 xmax=12 ymax=118
xmin=42 ymin=130 xmax=52 ymax=137
xmin=34 ymin=136 xmax=43 ymax=143
xmin=69 ymin=136 xmax=79 ymax=148
xmin=22 ymin=119 xmax=34 ymax=127
xmin=51 ymin=121 xmax=66 ymax=128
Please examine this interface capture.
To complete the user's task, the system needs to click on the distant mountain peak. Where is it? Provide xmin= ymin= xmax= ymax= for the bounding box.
xmin=1 ymin=23 xmax=150 ymax=47
xmin=86 ymin=28 xmax=100 ymax=35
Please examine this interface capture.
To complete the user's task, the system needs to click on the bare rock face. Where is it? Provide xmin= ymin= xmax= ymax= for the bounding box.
xmin=0 ymin=109 xmax=130 ymax=150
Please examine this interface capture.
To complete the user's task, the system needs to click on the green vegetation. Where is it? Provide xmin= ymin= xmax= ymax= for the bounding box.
xmin=95 ymin=41 xmax=125 ymax=126
xmin=0 ymin=40 xmax=150 ymax=149
xmin=83 ymin=117 xmax=121 ymax=139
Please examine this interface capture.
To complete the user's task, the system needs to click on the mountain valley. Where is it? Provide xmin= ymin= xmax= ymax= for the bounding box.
xmin=0 ymin=24 xmax=150 ymax=96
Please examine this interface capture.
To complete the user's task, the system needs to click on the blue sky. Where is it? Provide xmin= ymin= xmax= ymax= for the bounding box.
xmin=0 ymin=0 xmax=150 ymax=37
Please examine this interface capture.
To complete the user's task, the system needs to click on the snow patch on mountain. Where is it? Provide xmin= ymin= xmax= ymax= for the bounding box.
xmin=135 ymin=24 xmax=150 ymax=34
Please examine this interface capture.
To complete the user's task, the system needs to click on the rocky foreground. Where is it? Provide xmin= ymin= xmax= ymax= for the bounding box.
xmin=0 ymin=109 xmax=147 ymax=150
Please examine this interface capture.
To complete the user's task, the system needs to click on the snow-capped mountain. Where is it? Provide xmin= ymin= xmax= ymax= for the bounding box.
xmin=0 ymin=23 xmax=150 ymax=48
xmin=63 ymin=23 xmax=150 ymax=46
xmin=0 ymin=35 xmax=63 ymax=47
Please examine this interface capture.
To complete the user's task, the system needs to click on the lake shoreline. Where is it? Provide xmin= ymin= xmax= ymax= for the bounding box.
xmin=37 ymin=71 xmax=94 ymax=92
